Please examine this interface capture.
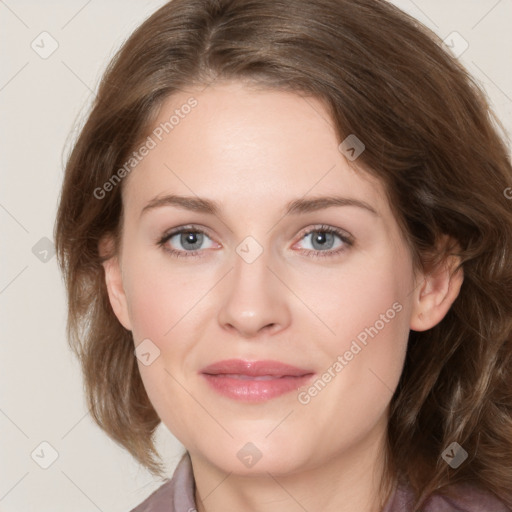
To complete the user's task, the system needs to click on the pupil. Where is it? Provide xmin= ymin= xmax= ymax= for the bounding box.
xmin=312 ymin=231 xmax=334 ymax=250
xmin=182 ymin=232 xmax=202 ymax=250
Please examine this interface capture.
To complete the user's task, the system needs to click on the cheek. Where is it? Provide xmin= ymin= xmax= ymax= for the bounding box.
xmin=319 ymin=248 xmax=413 ymax=389
xmin=126 ymin=280 xmax=171 ymax=344
xmin=124 ymin=260 xmax=201 ymax=437
xmin=317 ymin=251 xmax=412 ymax=344
xmin=122 ymin=249 xmax=208 ymax=344
xmin=298 ymin=265 xmax=411 ymax=453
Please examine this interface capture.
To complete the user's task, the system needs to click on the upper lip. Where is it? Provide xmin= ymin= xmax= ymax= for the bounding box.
xmin=200 ymin=359 xmax=313 ymax=377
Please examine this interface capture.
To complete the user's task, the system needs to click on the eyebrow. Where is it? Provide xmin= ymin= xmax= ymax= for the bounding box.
xmin=140 ymin=194 xmax=378 ymax=218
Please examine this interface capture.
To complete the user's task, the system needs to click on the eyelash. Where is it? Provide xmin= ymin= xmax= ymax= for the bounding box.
xmin=157 ymin=224 xmax=354 ymax=259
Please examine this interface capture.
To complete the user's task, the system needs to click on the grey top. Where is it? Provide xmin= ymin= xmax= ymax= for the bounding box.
xmin=130 ymin=452 xmax=510 ymax=512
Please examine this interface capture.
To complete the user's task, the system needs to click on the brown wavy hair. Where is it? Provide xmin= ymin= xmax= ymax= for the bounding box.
xmin=54 ymin=0 xmax=512 ymax=508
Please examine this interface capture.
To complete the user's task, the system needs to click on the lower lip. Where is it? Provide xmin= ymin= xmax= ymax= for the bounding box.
xmin=201 ymin=373 xmax=315 ymax=402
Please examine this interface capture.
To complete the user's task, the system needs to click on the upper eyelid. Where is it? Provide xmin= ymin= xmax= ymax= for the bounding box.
xmin=162 ymin=224 xmax=214 ymax=241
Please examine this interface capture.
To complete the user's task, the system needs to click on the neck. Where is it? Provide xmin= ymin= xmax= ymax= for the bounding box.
xmin=190 ymin=420 xmax=394 ymax=512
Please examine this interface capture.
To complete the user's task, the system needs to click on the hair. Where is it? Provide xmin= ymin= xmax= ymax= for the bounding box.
xmin=54 ymin=0 xmax=512 ymax=509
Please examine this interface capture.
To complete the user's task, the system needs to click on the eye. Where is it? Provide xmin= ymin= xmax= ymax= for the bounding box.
xmin=157 ymin=223 xmax=353 ymax=259
xmin=157 ymin=225 xmax=218 ymax=258
xmin=293 ymin=224 xmax=353 ymax=258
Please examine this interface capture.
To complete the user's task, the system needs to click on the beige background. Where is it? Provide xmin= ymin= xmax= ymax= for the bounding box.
xmin=1 ymin=1 xmax=511 ymax=511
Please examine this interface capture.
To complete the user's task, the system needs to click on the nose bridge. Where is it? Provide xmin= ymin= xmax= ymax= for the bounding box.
xmin=216 ymin=238 xmax=290 ymax=336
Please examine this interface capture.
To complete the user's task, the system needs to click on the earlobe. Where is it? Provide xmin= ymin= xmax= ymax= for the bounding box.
xmin=99 ymin=237 xmax=132 ymax=331
xmin=409 ymin=252 xmax=464 ymax=332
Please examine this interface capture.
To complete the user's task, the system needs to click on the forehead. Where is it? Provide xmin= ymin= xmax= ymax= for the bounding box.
xmin=122 ymin=80 xmax=388 ymax=219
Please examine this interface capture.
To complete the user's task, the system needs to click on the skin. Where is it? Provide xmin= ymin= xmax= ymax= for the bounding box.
xmin=101 ymin=80 xmax=463 ymax=512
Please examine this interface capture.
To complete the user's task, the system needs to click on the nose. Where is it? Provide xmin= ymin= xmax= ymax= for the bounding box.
xmin=217 ymin=245 xmax=292 ymax=338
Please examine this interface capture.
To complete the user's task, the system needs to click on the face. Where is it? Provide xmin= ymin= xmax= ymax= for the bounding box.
xmin=103 ymin=80 xmax=446 ymax=477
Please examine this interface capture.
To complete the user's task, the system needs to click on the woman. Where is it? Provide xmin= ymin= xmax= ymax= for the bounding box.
xmin=54 ymin=0 xmax=512 ymax=510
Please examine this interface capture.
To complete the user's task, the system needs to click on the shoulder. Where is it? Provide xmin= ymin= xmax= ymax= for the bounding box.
xmin=129 ymin=452 xmax=196 ymax=512
xmin=386 ymin=481 xmax=510 ymax=512
xmin=129 ymin=479 xmax=174 ymax=512
xmin=423 ymin=483 xmax=511 ymax=512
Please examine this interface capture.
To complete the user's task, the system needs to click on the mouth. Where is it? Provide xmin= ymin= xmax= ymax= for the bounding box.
xmin=199 ymin=359 xmax=315 ymax=402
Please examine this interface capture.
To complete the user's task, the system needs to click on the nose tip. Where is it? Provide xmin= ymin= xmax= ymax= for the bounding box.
xmin=224 ymin=316 xmax=278 ymax=338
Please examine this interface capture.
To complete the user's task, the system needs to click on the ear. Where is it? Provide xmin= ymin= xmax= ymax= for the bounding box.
xmin=99 ymin=236 xmax=132 ymax=331
xmin=409 ymin=237 xmax=464 ymax=332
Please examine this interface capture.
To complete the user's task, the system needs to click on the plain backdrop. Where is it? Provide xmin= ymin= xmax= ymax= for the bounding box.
xmin=1 ymin=1 xmax=511 ymax=511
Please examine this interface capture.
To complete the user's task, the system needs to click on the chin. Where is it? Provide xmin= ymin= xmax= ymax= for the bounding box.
xmin=198 ymin=440 xmax=311 ymax=477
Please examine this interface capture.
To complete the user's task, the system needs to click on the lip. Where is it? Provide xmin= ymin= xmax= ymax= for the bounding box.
xmin=200 ymin=359 xmax=315 ymax=402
